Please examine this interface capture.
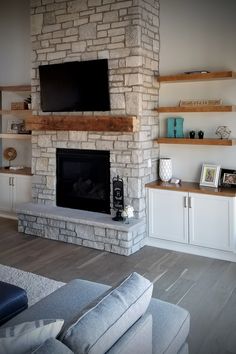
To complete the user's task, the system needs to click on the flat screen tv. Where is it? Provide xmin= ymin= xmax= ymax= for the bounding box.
xmin=39 ymin=59 xmax=110 ymax=112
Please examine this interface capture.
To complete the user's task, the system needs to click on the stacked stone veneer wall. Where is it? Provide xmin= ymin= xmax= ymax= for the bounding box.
xmin=22 ymin=0 xmax=160 ymax=254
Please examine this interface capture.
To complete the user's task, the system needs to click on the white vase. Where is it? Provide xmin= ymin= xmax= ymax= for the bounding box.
xmin=159 ymin=158 xmax=172 ymax=182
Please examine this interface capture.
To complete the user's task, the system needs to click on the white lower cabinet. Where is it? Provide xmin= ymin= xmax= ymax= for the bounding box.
xmin=148 ymin=188 xmax=235 ymax=253
xmin=148 ymin=189 xmax=188 ymax=244
xmin=188 ymin=193 xmax=232 ymax=251
xmin=0 ymin=174 xmax=32 ymax=214
xmin=0 ymin=174 xmax=12 ymax=212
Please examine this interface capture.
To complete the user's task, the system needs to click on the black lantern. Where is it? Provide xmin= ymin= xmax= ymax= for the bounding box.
xmin=112 ymin=175 xmax=124 ymax=221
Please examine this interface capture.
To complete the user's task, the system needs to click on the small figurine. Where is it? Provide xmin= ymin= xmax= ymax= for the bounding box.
xmin=121 ymin=205 xmax=134 ymax=223
xmin=198 ymin=130 xmax=204 ymax=139
xmin=189 ymin=130 xmax=195 ymax=139
xmin=215 ymin=126 xmax=231 ymax=139
xmin=24 ymin=95 xmax=32 ymax=110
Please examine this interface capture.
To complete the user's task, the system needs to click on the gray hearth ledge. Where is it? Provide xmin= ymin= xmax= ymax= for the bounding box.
xmin=16 ymin=203 xmax=146 ymax=256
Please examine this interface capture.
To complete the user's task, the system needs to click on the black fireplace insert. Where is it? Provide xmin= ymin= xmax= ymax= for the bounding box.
xmin=56 ymin=149 xmax=110 ymax=214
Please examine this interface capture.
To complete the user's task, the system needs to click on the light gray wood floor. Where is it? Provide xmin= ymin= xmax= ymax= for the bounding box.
xmin=0 ymin=217 xmax=236 ymax=354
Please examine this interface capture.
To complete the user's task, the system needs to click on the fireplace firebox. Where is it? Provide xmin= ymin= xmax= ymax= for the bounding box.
xmin=56 ymin=149 xmax=110 ymax=214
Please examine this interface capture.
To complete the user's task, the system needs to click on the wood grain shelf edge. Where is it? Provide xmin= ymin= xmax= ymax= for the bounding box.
xmin=145 ymin=180 xmax=236 ymax=197
xmin=0 ymin=109 xmax=32 ymax=116
xmin=158 ymin=71 xmax=236 ymax=83
xmin=156 ymin=105 xmax=236 ymax=113
xmin=0 ymin=85 xmax=31 ymax=92
xmin=0 ymin=167 xmax=32 ymax=176
xmin=0 ymin=133 xmax=31 ymax=140
xmin=155 ymin=138 xmax=236 ymax=146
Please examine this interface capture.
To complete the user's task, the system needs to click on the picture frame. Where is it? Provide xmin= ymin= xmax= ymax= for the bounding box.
xmin=7 ymin=119 xmax=24 ymax=134
xmin=200 ymin=164 xmax=221 ymax=188
xmin=179 ymin=99 xmax=222 ymax=107
xmin=219 ymin=168 xmax=236 ymax=188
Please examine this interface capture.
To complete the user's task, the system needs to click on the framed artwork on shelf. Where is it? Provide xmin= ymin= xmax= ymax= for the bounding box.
xmin=219 ymin=168 xmax=236 ymax=188
xmin=200 ymin=164 xmax=221 ymax=188
xmin=7 ymin=119 xmax=24 ymax=134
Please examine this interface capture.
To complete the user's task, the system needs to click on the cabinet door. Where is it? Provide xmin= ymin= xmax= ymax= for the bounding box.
xmin=0 ymin=174 xmax=12 ymax=211
xmin=148 ymin=189 xmax=188 ymax=243
xmin=12 ymin=175 xmax=32 ymax=211
xmin=189 ymin=193 xmax=233 ymax=251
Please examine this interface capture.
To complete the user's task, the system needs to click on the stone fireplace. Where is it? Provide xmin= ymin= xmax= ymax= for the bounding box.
xmin=17 ymin=0 xmax=160 ymax=255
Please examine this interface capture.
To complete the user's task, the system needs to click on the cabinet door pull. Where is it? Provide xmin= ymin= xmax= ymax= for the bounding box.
xmin=9 ymin=177 xmax=12 ymax=186
xmin=12 ymin=177 xmax=14 ymax=187
xmin=189 ymin=196 xmax=192 ymax=208
xmin=184 ymin=196 xmax=187 ymax=208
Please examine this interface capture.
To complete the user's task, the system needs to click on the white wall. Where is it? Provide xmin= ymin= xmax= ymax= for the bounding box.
xmin=0 ymin=0 xmax=31 ymax=167
xmin=159 ymin=0 xmax=236 ymax=182
xmin=0 ymin=0 xmax=31 ymax=85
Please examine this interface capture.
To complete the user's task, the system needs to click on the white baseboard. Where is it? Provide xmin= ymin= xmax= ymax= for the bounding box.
xmin=0 ymin=211 xmax=17 ymax=220
xmin=146 ymin=237 xmax=236 ymax=263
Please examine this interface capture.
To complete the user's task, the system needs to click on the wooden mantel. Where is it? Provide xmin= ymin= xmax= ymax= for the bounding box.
xmin=25 ymin=115 xmax=138 ymax=132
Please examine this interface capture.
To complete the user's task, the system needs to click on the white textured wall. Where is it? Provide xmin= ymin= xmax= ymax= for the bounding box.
xmin=159 ymin=0 xmax=236 ymax=182
xmin=0 ymin=0 xmax=30 ymax=85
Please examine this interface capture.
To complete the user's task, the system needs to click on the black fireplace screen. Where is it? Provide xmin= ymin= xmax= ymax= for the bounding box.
xmin=56 ymin=149 xmax=110 ymax=214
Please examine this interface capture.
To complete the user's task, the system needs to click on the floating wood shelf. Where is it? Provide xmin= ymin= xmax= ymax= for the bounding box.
xmin=158 ymin=71 xmax=236 ymax=83
xmin=156 ymin=105 xmax=236 ymax=113
xmin=0 ymin=109 xmax=32 ymax=116
xmin=0 ymin=167 xmax=32 ymax=176
xmin=0 ymin=133 xmax=31 ymax=140
xmin=156 ymin=138 xmax=236 ymax=146
xmin=25 ymin=115 xmax=138 ymax=132
xmin=0 ymin=85 xmax=31 ymax=92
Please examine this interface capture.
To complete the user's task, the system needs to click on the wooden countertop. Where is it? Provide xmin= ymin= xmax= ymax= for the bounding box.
xmin=145 ymin=180 xmax=236 ymax=197
xmin=0 ymin=167 xmax=32 ymax=176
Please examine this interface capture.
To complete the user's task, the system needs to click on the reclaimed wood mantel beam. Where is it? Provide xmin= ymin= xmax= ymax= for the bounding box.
xmin=25 ymin=115 xmax=138 ymax=132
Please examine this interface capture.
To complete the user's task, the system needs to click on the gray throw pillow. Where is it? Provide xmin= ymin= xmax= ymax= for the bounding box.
xmin=107 ymin=313 xmax=153 ymax=354
xmin=0 ymin=319 xmax=64 ymax=354
xmin=60 ymin=272 xmax=153 ymax=354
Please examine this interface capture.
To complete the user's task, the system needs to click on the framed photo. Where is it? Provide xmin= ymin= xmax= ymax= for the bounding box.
xmin=7 ymin=119 xmax=23 ymax=134
xmin=219 ymin=168 xmax=236 ymax=188
xmin=200 ymin=164 xmax=221 ymax=188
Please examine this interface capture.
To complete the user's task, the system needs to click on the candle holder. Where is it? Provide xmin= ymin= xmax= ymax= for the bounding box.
xmin=198 ymin=130 xmax=204 ymax=139
xmin=159 ymin=158 xmax=172 ymax=182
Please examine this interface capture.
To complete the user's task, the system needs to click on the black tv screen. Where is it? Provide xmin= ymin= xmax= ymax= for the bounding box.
xmin=39 ymin=59 xmax=110 ymax=112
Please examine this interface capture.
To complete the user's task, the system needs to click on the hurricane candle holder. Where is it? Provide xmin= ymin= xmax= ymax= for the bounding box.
xmin=159 ymin=158 xmax=172 ymax=182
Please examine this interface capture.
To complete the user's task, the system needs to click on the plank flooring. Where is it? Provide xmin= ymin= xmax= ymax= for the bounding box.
xmin=1 ymin=217 xmax=236 ymax=354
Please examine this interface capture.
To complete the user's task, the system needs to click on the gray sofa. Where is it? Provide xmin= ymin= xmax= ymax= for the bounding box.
xmin=3 ymin=276 xmax=190 ymax=354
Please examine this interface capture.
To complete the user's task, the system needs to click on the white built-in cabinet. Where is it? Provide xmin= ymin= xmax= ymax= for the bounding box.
xmin=146 ymin=181 xmax=236 ymax=262
xmin=148 ymin=189 xmax=188 ymax=244
xmin=0 ymin=173 xmax=32 ymax=216
xmin=188 ymin=192 xmax=232 ymax=251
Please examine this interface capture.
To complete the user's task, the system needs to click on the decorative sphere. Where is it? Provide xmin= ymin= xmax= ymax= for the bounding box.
xmin=215 ymin=126 xmax=231 ymax=139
